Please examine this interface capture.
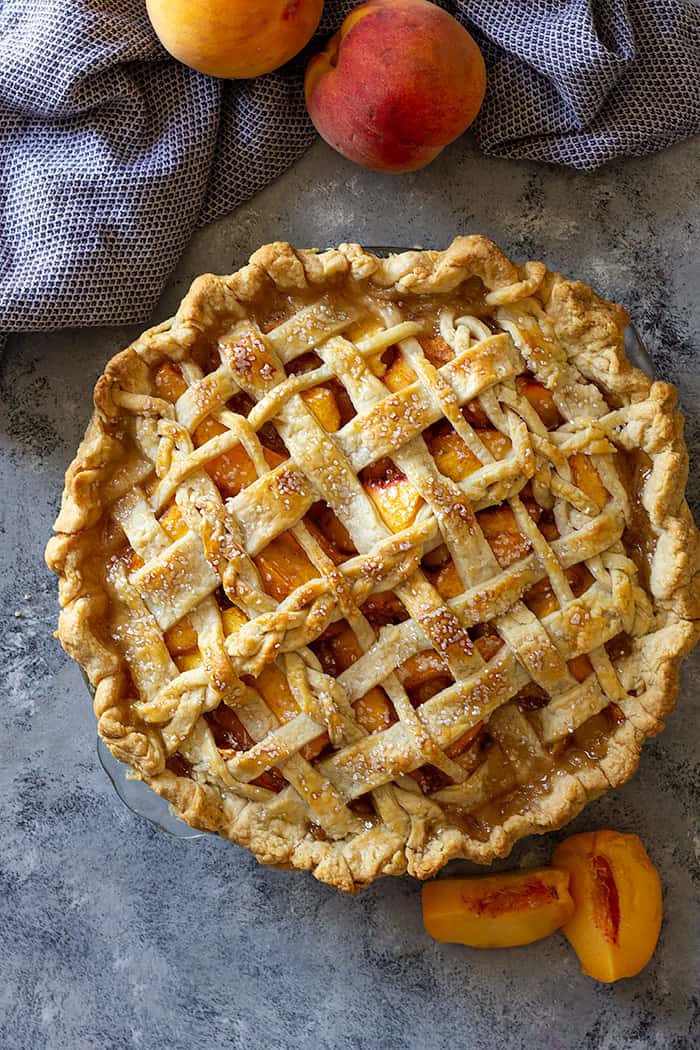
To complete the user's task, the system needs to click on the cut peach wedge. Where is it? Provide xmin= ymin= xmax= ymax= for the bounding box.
xmin=423 ymin=868 xmax=574 ymax=948
xmin=552 ymin=831 xmax=663 ymax=982
xmin=362 ymin=460 xmax=423 ymax=533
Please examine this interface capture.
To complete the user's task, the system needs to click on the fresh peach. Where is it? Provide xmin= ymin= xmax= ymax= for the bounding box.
xmin=147 ymin=0 xmax=323 ymax=79
xmin=305 ymin=0 xmax=486 ymax=173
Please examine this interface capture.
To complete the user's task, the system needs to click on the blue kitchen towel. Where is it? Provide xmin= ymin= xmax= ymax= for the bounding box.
xmin=1 ymin=0 xmax=698 ymax=337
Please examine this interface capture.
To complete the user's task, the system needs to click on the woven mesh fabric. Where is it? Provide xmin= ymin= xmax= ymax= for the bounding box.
xmin=1 ymin=0 xmax=698 ymax=336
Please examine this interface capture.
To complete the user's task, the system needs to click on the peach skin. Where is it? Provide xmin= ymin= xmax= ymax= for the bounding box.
xmin=422 ymin=868 xmax=574 ymax=948
xmin=305 ymin=0 xmax=486 ymax=172
xmin=553 ymin=831 xmax=663 ymax=982
xmin=147 ymin=0 xmax=324 ymax=80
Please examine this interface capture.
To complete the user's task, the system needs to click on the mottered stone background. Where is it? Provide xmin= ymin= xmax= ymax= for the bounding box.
xmin=2 ymin=135 xmax=699 ymax=1050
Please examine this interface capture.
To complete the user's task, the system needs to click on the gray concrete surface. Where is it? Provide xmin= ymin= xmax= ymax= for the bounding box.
xmin=2 ymin=134 xmax=699 ymax=1050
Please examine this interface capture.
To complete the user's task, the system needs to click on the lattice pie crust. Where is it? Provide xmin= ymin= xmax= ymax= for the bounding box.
xmin=46 ymin=238 xmax=700 ymax=891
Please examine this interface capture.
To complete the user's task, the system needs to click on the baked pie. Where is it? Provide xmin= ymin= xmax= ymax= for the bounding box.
xmin=46 ymin=237 xmax=700 ymax=892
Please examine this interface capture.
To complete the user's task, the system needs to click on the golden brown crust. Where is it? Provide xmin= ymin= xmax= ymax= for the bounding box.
xmin=46 ymin=236 xmax=700 ymax=891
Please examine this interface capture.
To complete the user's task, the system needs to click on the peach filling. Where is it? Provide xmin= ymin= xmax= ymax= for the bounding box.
xmin=313 ymin=623 xmax=396 ymax=734
xmin=149 ymin=357 xmax=622 ymax=806
xmin=205 ymin=704 xmax=286 ymax=793
xmin=154 ymin=362 xmax=289 ymax=499
xmin=361 ymin=458 xmax=424 ymax=533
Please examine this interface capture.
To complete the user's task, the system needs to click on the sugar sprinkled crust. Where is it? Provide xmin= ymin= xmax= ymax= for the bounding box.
xmin=46 ymin=237 xmax=700 ymax=892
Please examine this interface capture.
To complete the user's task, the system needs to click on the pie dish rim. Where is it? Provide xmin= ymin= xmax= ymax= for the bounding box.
xmin=45 ymin=236 xmax=700 ymax=891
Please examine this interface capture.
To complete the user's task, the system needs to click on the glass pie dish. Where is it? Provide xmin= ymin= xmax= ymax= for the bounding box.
xmin=90 ymin=245 xmax=656 ymax=843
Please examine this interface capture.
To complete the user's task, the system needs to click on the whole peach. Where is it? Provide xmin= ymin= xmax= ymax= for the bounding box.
xmin=147 ymin=0 xmax=324 ymax=80
xmin=304 ymin=0 xmax=486 ymax=172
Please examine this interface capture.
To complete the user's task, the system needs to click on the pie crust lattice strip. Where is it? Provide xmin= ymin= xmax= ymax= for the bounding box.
xmin=46 ymin=237 xmax=700 ymax=892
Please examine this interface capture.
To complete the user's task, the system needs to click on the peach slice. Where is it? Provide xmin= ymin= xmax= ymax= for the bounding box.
xmin=432 ymin=560 xmax=463 ymax=600
xmin=445 ymin=721 xmax=483 ymax=759
xmin=384 ymin=354 xmax=418 ymax=392
xmin=462 ymin=399 xmax=491 ymax=428
xmin=316 ymin=623 xmax=361 ymax=675
xmin=523 ymin=563 xmax=594 ymax=619
xmin=429 ymin=429 xmax=511 ymax=482
xmin=570 ymin=452 xmax=608 ymax=509
xmin=159 ymin=503 xmax=189 ymax=542
xmin=305 ymin=503 xmax=356 ymax=563
xmin=477 ymin=504 xmax=532 ymax=568
xmin=301 ymin=385 xmax=342 ymax=432
xmin=253 ymin=663 xmax=329 ymax=761
xmin=568 ymin=654 xmax=593 ymax=682
xmin=423 ymin=868 xmax=574 ymax=948
xmin=317 ymin=624 xmax=397 ymax=733
xmin=254 ymin=532 xmax=318 ymax=601
xmin=174 ymin=651 xmax=203 ymax=673
xmin=354 ymin=687 xmax=397 ymax=732
xmin=154 ymin=361 xmax=188 ymax=403
xmin=360 ymin=590 xmax=408 ymax=627
xmin=164 ymin=616 xmax=198 ymax=654
xmin=418 ymin=333 xmax=454 ymax=366
xmin=516 ymin=375 xmax=562 ymax=428
xmin=194 ymin=417 xmax=287 ymax=499
xmin=206 ymin=704 xmax=286 ymax=792
xmin=383 ymin=335 xmax=456 ymax=393
xmin=220 ymin=606 xmax=247 ymax=637
xmin=552 ymin=831 xmax=663 ymax=982
xmin=473 ymin=625 xmax=504 ymax=662
xmin=362 ymin=460 xmax=423 ymax=532
xmin=396 ymin=649 xmax=450 ymax=690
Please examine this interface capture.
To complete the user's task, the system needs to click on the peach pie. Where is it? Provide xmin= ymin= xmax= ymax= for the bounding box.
xmin=46 ymin=238 xmax=700 ymax=891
